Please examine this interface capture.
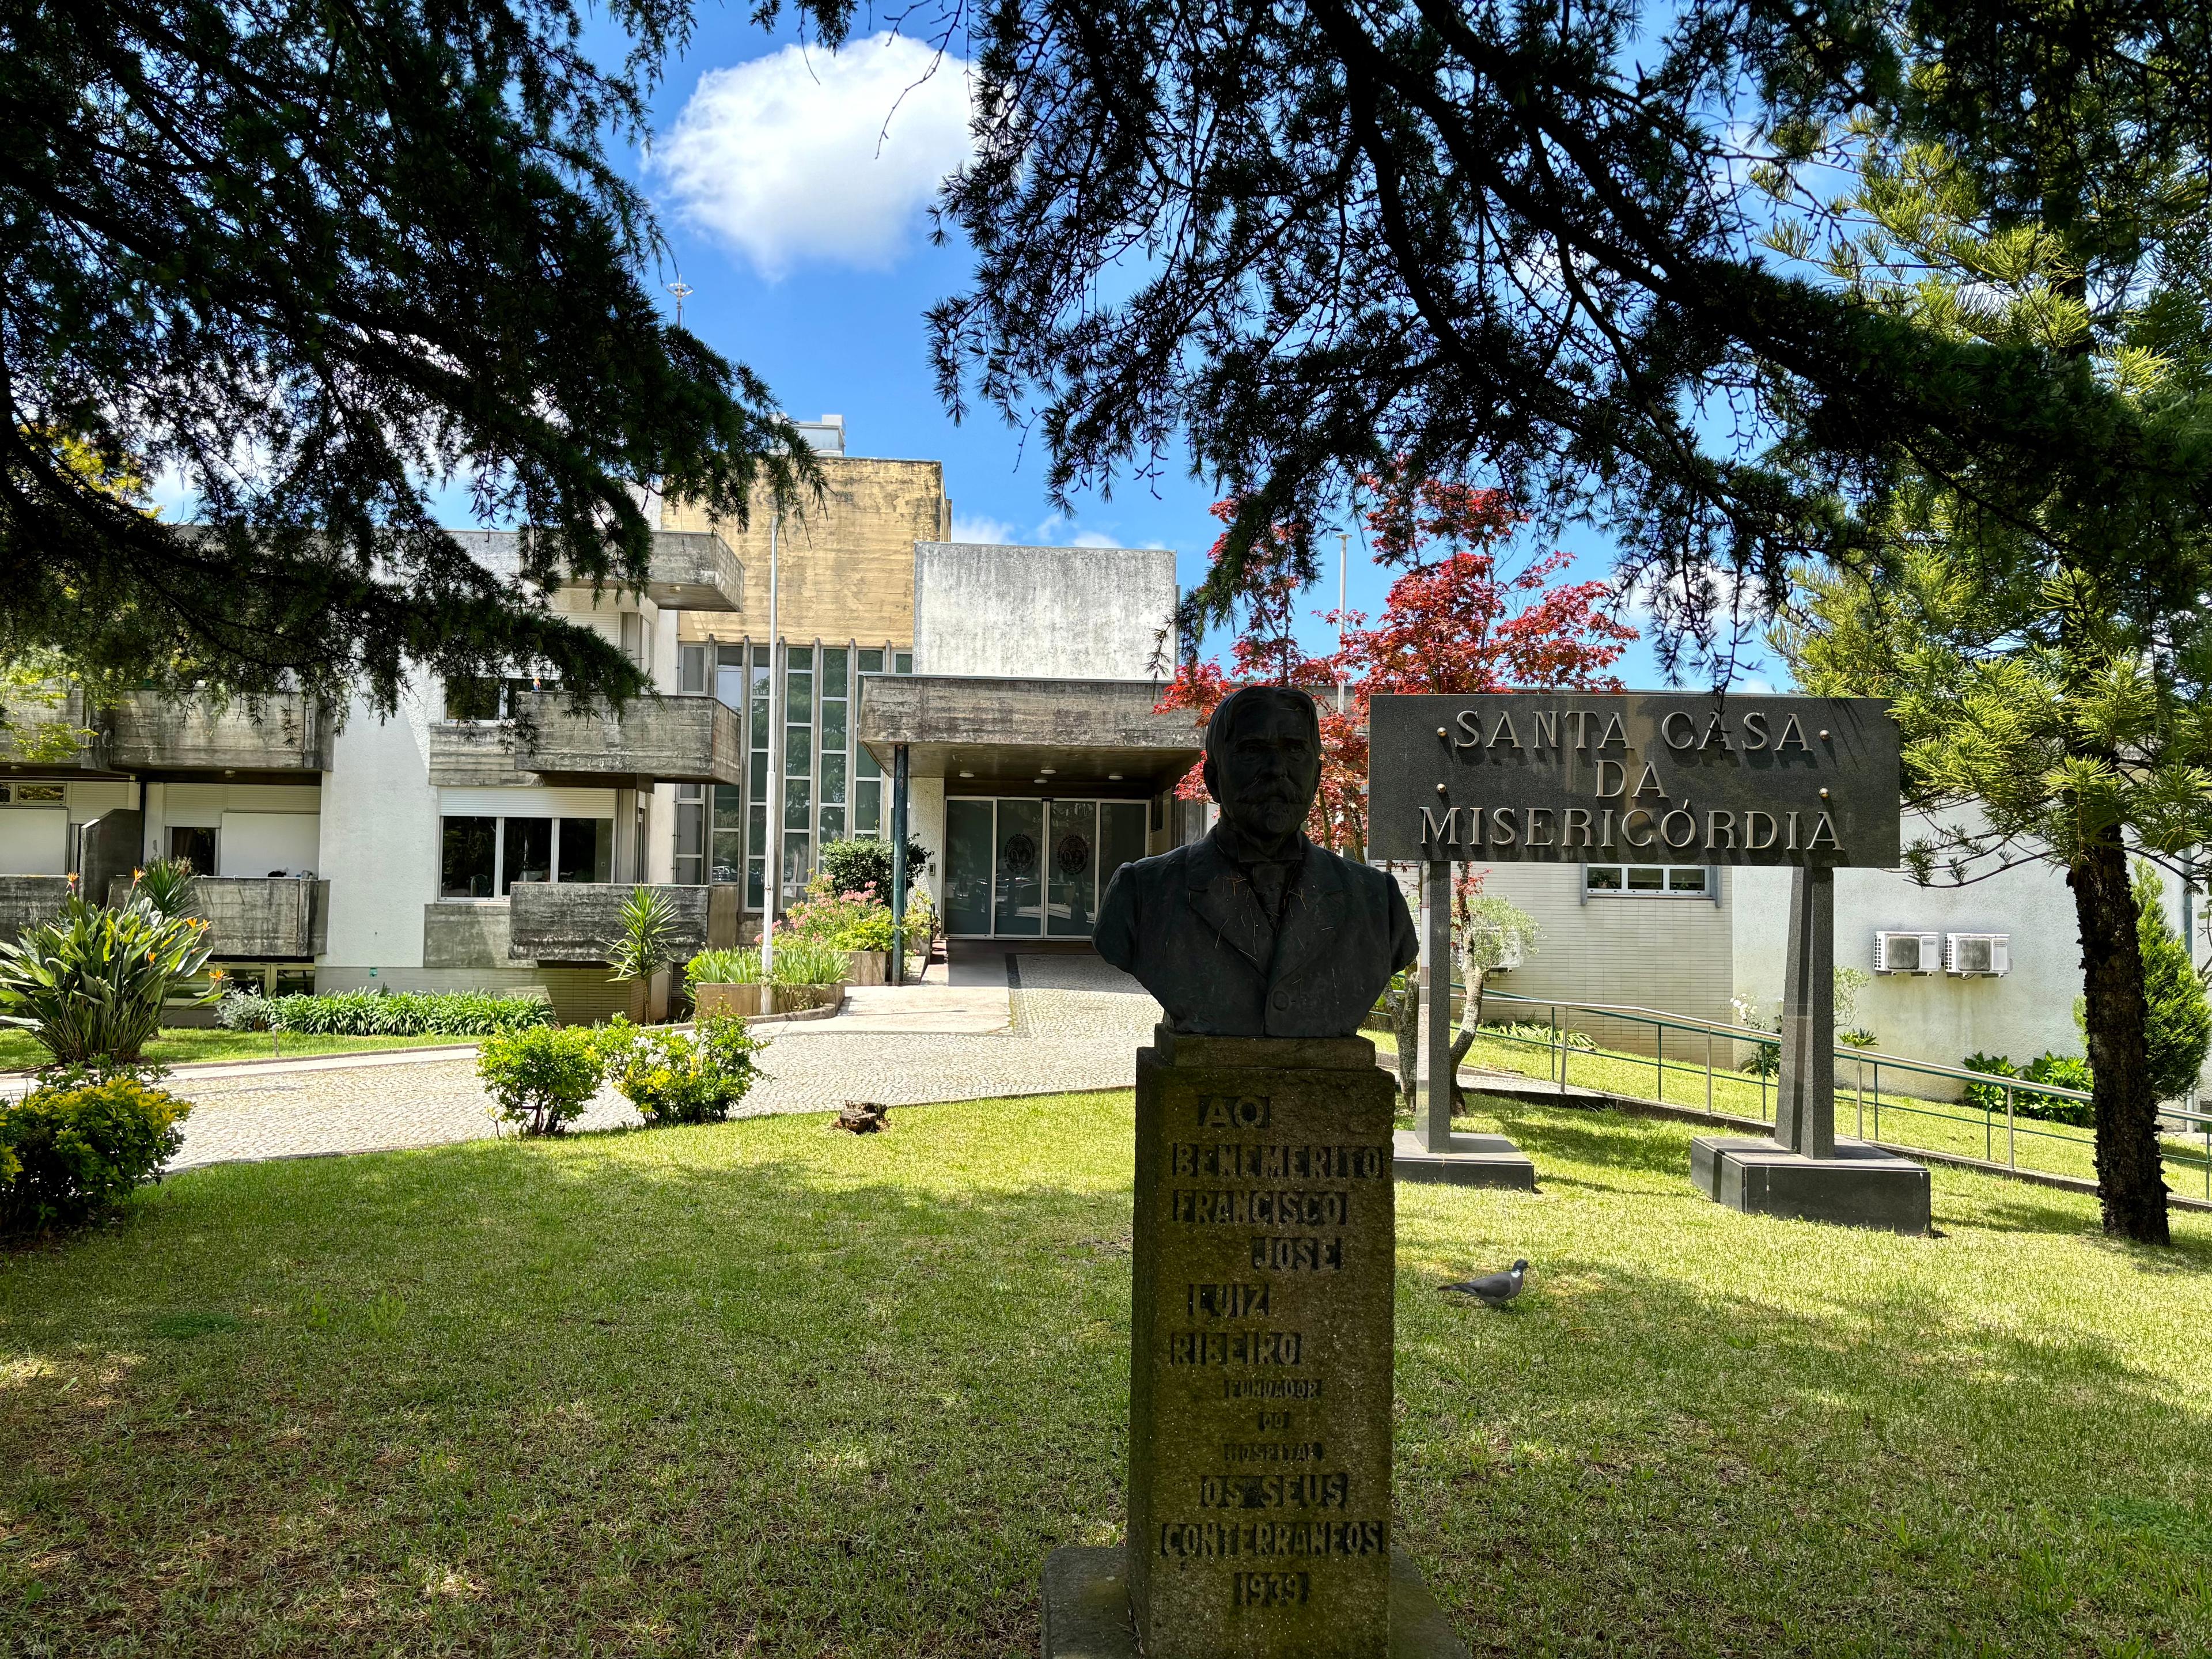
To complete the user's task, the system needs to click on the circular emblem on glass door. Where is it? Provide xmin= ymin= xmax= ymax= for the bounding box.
xmin=1003 ymin=833 xmax=1038 ymax=874
xmin=1055 ymin=834 xmax=1092 ymax=877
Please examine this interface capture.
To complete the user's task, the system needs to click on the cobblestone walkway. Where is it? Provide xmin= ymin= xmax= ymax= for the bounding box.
xmin=166 ymin=955 xmax=1164 ymax=1171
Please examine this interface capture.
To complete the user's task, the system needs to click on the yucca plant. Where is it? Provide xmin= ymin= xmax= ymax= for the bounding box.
xmin=130 ymin=857 xmax=199 ymax=919
xmin=0 ymin=892 xmax=216 ymax=1063
xmin=605 ymin=885 xmax=681 ymax=1021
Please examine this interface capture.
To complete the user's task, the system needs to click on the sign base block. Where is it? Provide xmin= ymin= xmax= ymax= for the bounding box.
xmin=1391 ymin=1130 xmax=1536 ymax=1190
xmin=1691 ymin=1135 xmax=1930 ymax=1234
xmin=1041 ymin=1547 xmax=1469 ymax=1659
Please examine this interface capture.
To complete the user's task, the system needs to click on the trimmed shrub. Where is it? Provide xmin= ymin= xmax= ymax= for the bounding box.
xmin=605 ymin=1016 xmax=764 ymax=1126
xmin=259 ymin=989 xmax=552 ymax=1037
xmin=0 ymin=1074 xmax=191 ymax=1232
xmin=815 ymin=834 xmax=930 ymax=906
xmin=0 ymin=891 xmax=214 ymax=1063
xmin=477 ymin=1026 xmax=607 ymax=1137
xmin=686 ymin=949 xmax=762 ymax=987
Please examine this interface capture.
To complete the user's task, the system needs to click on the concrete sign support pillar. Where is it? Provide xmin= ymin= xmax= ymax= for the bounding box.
xmin=1774 ymin=864 xmax=1837 ymax=1158
xmin=1694 ymin=857 xmax=1930 ymax=1232
xmin=889 ymin=743 xmax=910 ymax=986
xmin=1393 ymin=858 xmax=1536 ymax=1190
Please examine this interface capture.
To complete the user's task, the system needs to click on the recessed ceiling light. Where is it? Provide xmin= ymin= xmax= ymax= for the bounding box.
xmin=958 ymin=770 xmax=975 ymax=778
xmin=1041 ymin=767 xmax=1056 ymax=775
xmin=1107 ymin=773 xmax=1123 ymax=781
xmin=1033 ymin=777 xmax=1047 ymax=785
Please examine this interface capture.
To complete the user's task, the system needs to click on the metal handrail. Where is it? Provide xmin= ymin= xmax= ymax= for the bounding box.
xmin=1479 ymin=987 xmax=2108 ymax=1104
xmin=1455 ymin=984 xmax=2212 ymax=1200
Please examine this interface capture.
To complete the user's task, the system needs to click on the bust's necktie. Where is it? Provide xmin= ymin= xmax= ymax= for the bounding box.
xmin=1248 ymin=859 xmax=1291 ymax=925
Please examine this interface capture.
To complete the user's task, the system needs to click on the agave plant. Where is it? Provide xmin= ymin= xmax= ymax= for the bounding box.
xmin=0 ymin=892 xmax=216 ymax=1063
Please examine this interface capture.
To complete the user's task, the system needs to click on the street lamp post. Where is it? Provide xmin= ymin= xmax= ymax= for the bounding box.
xmin=761 ymin=505 xmax=781 ymax=975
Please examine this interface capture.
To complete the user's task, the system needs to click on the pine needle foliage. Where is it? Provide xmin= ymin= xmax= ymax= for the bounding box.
xmin=4 ymin=0 xmax=815 ymax=710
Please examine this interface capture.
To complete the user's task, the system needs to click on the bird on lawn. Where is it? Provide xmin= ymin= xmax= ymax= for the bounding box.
xmin=1441 ymin=1260 xmax=1528 ymax=1306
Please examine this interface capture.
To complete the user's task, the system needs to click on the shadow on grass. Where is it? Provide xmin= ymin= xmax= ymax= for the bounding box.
xmin=1477 ymin=1105 xmax=1696 ymax=1184
xmin=2 ymin=1101 xmax=2209 ymax=1655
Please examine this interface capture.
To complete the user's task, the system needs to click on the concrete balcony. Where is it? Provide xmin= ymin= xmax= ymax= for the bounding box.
xmin=105 ymin=692 xmax=329 ymax=777
xmin=0 ymin=686 xmax=109 ymax=773
xmin=426 ymin=694 xmax=743 ymax=788
xmin=506 ymin=882 xmax=710 ymax=964
xmin=514 ymin=691 xmax=743 ymax=786
xmin=104 ymin=874 xmax=329 ymax=959
xmin=454 ymin=529 xmax=744 ymax=612
xmin=0 ymin=874 xmax=75 ymax=937
xmin=424 ymin=721 xmax=534 ymax=788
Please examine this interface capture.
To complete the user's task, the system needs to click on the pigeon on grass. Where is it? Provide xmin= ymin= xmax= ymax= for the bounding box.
xmin=1440 ymin=1260 xmax=1527 ymax=1306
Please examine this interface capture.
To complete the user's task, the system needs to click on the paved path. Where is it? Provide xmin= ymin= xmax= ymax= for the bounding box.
xmin=164 ymin=953 xmax=1165 ymax=1171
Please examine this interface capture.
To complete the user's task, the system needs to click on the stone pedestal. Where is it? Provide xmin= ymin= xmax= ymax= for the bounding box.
xmin=1389 ymin=1130 xmax=1536 ymax=1190
xmin=1691 ymin=1136 xmax=1931 ymax=1234
xmin=1045 ymin=1025 xmax=1464 ymax=1659
xmin=1043 ymin=1547 xmax=1468 ymax=1658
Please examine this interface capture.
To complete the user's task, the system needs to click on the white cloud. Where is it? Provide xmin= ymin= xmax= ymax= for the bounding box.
xmin=950 ymin=512 xmax=1018 ymax=544
xmin=650 ymin=33 xmax=974 ymax=279
xmin=949 ymin=510 xmax=1137 ymax=548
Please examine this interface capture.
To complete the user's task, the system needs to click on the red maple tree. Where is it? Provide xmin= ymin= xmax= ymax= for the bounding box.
xmin=1158 ymin=468 xmax=1635 ymax=858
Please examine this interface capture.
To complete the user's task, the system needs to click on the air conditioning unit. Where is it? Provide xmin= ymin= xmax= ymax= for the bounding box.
xmin=1873 ymin=931 xmax=1940 ymax=974
xmin=1945 ymin=932 xmax=2012 ymax=977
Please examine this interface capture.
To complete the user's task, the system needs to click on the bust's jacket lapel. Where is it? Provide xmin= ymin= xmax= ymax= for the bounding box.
xmin=1184 ymin=834 xmax=1272 ymax=971
xmin=1267 ymin=840 xmax=1349 ymax=990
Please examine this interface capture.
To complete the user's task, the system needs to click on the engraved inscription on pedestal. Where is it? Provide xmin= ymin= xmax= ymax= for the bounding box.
xmin=1129 ymin=1028 xmax=1397 ymax=1659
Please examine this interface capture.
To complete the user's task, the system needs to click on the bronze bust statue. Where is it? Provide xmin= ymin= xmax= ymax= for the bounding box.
xmin=1095 ymin=684 xmax=1417 ymax=1037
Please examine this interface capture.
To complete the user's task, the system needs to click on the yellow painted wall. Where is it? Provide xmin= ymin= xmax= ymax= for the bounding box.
xmin=665 ymin=457 xmax=950 ymax=646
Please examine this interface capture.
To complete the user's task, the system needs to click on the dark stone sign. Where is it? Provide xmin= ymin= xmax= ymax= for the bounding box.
xmin=1366 ymin=694 xmax=1901 ymax=868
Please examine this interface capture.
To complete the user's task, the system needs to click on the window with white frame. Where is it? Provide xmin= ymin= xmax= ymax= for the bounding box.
xmin=1583 ymin=863 xmax=1710 ymax=897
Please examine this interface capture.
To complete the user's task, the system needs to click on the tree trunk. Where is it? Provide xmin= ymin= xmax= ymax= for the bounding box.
xmin=1389 ymin=978 xmax=1419 ymax=1112
xmin=1446 ymin=964 xmax=1486 ymax=1113
xmin=2071 ymin=835 xmax=2170 ymax=1244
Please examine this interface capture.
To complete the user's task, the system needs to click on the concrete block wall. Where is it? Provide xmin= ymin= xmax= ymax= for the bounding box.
xmin=912 ymin=543 xmax=1177 ymax=680
xmin=1464 ymin=862 xmax=1737 ymax=1056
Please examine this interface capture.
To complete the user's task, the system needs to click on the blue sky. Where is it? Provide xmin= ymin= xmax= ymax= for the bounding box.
xmin=540 ymin=13 xmax=1775 ymax=688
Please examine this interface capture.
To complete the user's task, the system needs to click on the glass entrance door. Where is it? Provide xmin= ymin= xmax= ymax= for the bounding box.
xmin=1047 ymin=801 xmax=1097 ymax=935
xmin=945 ymin=796 xmax=1153 ymax=937
xmin=993 ymin=800 xmax=1044 ymax=936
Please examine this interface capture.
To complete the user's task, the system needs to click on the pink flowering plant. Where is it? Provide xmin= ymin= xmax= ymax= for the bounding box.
xmin=782 ymin=879 xmax=896 ymax=952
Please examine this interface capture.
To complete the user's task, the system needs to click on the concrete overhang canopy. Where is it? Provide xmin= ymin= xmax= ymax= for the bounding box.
xmin=857 ymin=675 xmax=1202 ymax=793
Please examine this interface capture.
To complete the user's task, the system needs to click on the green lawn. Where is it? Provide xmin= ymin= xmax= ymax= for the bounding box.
xmin=0 ymin=1028 xmax=476 ymax=1075
xmin=5 ymin=1093 xmax=2212 ymax=1656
